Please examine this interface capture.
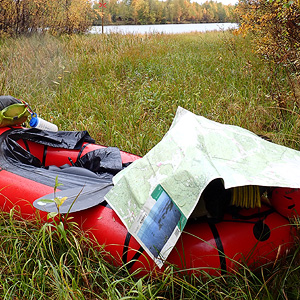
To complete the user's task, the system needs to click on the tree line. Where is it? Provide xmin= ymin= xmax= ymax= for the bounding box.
xmin=93 ymin=0 xmax=237 ymax=26
xmin=0 ymin=0 xmax=237 ymax=37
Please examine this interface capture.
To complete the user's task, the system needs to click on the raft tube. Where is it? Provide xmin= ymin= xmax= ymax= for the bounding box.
xmin=0 ymin=126 xmax=295 ymax=276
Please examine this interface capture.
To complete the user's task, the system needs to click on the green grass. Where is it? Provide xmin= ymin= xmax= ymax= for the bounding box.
xmin=1 ymin=31 xmax=300 ymax=299
xmin=1 ymin=31 xmax=298 ymax=155
xmin=1 ymin=209 xmax=300 ymax=299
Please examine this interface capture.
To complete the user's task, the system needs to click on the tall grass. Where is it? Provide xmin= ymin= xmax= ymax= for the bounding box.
xmin=1 ymin=31 xmax=300 ymax=299
xmin=1 ymin=209 xmax=300 ymax=299
xmin=1 ymin=31 xmax=298 ymax=155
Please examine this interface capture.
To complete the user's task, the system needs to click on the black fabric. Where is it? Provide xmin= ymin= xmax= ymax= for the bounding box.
xmin=0 ymin=95 xmax=21 ymax=110
xmin=0 ymin=128 xmax=120 ymax=190
xmin=253 ymin=220 xmax=271 ymax=242
xmin=122 ymin=232 xmax=132 ymax=265
xmin=2 ymin=128 xmax=95 ymax=167
xmin=203 ymin=178 xmax=231 ymax=221
xmin=76 ymin=143 xmax=90 ymax=161
xmin=5 ymin=127 xmax=95 ymax=149
xmin=208 ymin=222 xmax=227 ymax=275
xmin=0 ymin=127 xmax=126 ymax=213
xmin=75 ymin=147 xmax=123 ymax=175
xmin=122 ymin=232 xmax=144 ymax=271
xmin=0 ymin=128 xmax=113 ymax=190
xmin=42 ymin=145 xmax=48 ymax=166
xmin=22 ymin=139 xmax=30 ymax=152
xmin=48 ymin=164 xmax=101 ymax=178
xmin=5 ymin=137 xmax=42 ymax=167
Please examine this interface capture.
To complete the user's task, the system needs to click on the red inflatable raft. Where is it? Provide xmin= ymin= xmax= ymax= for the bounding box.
xmin=0 ymin=126 xmax=296 ymax=276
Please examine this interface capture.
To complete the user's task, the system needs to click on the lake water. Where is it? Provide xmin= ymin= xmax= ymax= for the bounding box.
xmin=90 ymin=23 xmax=239 ymax=35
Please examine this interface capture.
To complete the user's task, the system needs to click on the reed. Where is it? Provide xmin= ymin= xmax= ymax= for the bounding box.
xmin=0 ymin=30 xmax=300 ymax=299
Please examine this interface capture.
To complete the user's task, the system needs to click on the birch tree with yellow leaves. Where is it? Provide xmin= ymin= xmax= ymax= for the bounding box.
xmin=0 ymin=0 xmax=94 ymax=37
xmin=236 ymin=0 xmax=300 ymax=104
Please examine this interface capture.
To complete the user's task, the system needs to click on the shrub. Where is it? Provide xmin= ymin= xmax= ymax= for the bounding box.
xmin=0 ymin=0 xmax=95 ymax=37
xmin=236 ymin=0 xmax=300 ymax=104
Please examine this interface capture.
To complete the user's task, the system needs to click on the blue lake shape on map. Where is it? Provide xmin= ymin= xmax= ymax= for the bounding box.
xmin=137 ymin=190 xmax=181 ymax=257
